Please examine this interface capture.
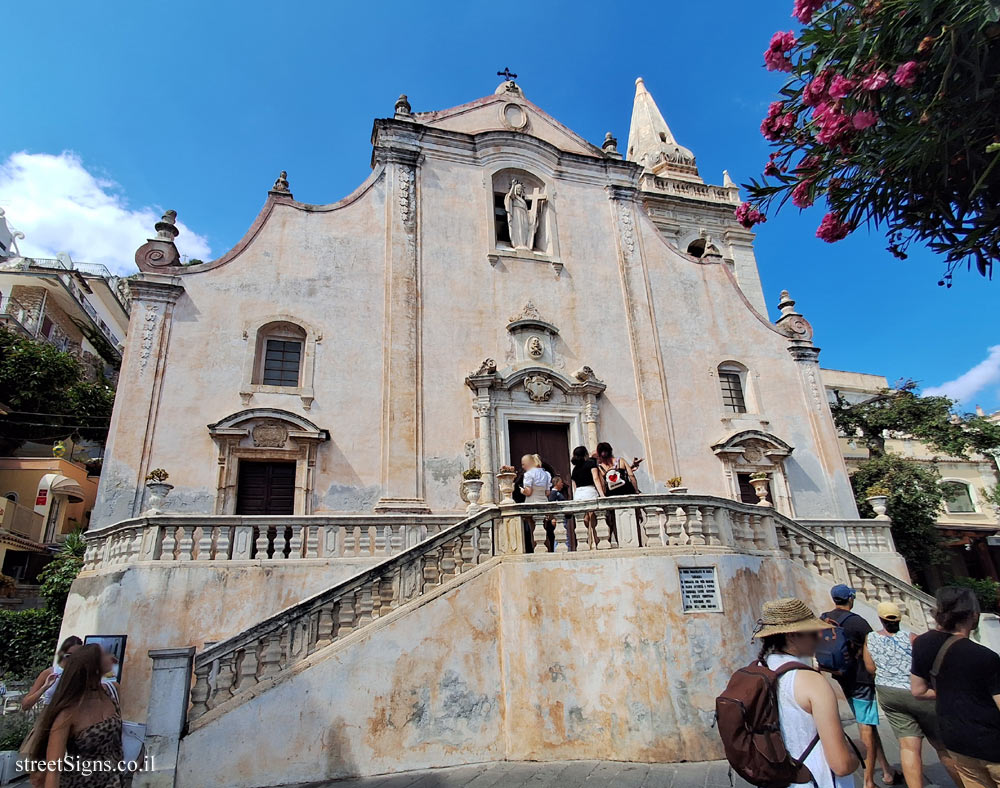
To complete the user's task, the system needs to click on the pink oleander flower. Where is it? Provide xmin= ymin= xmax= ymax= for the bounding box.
xmin=791 ymin=180 xmax=815 ymax=208
xmin=893 ymin=61 xmax=921 ymax=88
xmin=761 ymin=101 xmax=797 ymax=141
xmin=852 ymin=110 xmax=878 ymax=129
xmin=735 ymin=202 xmax=767 ymax=229
xmin=793 ymin=0 xmax=824 ymax=24
xmin=814 ymin=102 xmax=852 ymax=145
xmin=803 ymin=70 xmax=831 ymax=107
xmin=828 ymin=75 xmax=856 ymax=98
xmin=764 ymin=153 xmax=783 ymax=177
xmin=816 ymin=212 xmax=852 ymax=242
xmin=860 ymin=71 xmax=889 ymax=91
xmin=764 ymin=31 xmax=797 ymax=72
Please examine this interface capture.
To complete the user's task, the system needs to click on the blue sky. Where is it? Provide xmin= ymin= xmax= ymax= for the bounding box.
xmin=1 ymin=0 xmax=997 ymax=410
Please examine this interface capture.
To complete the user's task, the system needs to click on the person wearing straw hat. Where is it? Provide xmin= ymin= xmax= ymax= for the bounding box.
xmin=756 ymin=597 xmax=860 ymax=788
xmin=863 ymin=601 xmax=961 ymax=788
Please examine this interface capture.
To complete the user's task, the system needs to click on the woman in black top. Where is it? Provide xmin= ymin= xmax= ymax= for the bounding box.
xmin=911 ymin=587 xmax=1000 ymax=788
xmin=569 ymin=446 xmax=600 ymax=547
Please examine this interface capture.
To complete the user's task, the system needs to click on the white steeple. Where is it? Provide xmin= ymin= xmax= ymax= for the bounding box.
xmin=626 ymin=78 xmax=701 ymax=182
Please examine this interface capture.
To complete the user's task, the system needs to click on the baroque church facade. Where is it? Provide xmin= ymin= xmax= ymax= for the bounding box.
xmin=93 ymin=78 xmax=858 ymax=525
xmin=61 ymin=78 xmax=927 ymax=787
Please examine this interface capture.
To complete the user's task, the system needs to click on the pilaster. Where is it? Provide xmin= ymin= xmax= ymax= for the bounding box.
xmin=606 ymin=184 xmax=679 ymax=487
xmin=373 ymin=136 xmax=429 ymax=513
xmin=93 ymin=273 xmax=185 ymax=525
xmin=134 ymin=646 xmax=195 ymax=788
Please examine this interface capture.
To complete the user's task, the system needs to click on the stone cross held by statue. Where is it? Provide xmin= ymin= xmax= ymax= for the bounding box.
xmin=497 ymin=67 xmax=518 ymax=81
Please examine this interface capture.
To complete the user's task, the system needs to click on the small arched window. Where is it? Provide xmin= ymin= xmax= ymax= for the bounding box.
xmin=940 ymin=480 xmax=976 ymax=514
xmin=253 ymin=321 xmax=306 ymax=388
xmin=718 ymin=362 xmax=748 ymax=414
xmin=3 ymin=491 xmax=17 ymax=503
xmin=686 ymin=239 xmax=706 ymax=258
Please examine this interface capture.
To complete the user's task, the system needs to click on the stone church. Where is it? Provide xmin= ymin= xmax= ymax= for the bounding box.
xmin=65 ymin=78 xmax=924 ymax=788
xmin=93 ymin=77 xmax=856 ymax=524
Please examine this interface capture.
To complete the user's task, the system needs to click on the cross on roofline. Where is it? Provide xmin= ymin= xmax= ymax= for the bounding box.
xmin=497 ymin=67 xmax=518 ymax=81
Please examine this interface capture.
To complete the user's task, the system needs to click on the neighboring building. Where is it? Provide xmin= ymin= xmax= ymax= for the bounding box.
xmin=63 ymin=80 xmax=933 ymax=784
xmin=822 ymin=368 xmax=1000 ymax=583
xmin=0 ymin=210 xmax=127 ymax=590
xmin=0 ymin=212 xmax=130 ymax=381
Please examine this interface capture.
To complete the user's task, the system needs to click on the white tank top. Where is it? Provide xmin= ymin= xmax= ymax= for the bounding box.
xmin=766 ymin=653 xmax=853 ymax=788
xmin=41 ymin=665 xmax=63 ymax=704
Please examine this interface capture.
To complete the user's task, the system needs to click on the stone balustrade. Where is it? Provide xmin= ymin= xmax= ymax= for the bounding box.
xmin=181 ymin=494 xmax=933 ymax=728
xmin=80 ymin=514 xmax=457 ymax=570
xmin=796 ymin=519 xmax=896 ymax=554
xmin=187 ymin=507 xmax=496 ymax=726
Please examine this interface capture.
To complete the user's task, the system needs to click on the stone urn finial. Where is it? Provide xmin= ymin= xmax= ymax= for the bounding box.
xmin=395 ymin=94 xmax=412 ymax=118
xmin=135 ymin=210 xmax=182 ymax=271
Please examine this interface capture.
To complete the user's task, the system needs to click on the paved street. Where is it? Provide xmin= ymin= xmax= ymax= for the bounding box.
xmin=287 ymin=714 xmax=954 ymax=788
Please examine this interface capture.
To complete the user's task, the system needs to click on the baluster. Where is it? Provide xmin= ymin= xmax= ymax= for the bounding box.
xmin=216 ymin=526 xmax=232 ymax=560
xmin=314 ymin=603 xmax=336 ymax=649
xmin=344 ymin=526 xmax=358 ymax=556
xmin=355 ymin=585 xmax=373 ymax=627
xmin=573 ymin=510 xmax=591 ymax=552
xmin=190 ymin=665 xmax=212 ymax=719
xmin=177 ymin=526 xmax=194 ymax=561
xmin=594 ymin=510 xmax=612 ymax=550
xmin=664 ymin=506 xmax=682 ymax=545
xmin=258 ymin=633 xmax=283 ymax=679
xmin=744 ymin=514 xmax=759 ymax=551
xmin=288 ymin=525 xmax=303 ymax=559
xmin=197 ymin=526 xmax=213 ymax=560
xmin=159 ymin=526 xmax=175 ymax=560
xmin=213 ymin=656 xmax=236 ymax=706
xmin=460 ymin=530 xmax=476 ymax=568
xmin=423 ymin=547 xmax=442 ymax=588
xmin=797 ymin=534 xmax=818 ymax=572
xmin=374 ymin=524 xmax=388 ymax=556
xmin=387 ymin=523 xmax=402 ymax=556
xmin=702 ymin=505 xmax=721 ymax=546
xmin=477 ymin=521 xmax=493 ymax=561
xmin=236 ymin=646 xmax=258 ymax=692
xmin=685 ymin=506 xmax=705 ymax=547
xmin=552 ymin=514 xmax=569 ymax=553
xmin=814 ymin=544 xmax=833 ymax=577
xmin=381 ymin=570 xmax=398 ymax=612
xmin=529 ymin=514 xmax=547 ymax=553
xmin=783 ymin=530 xmax=802 ymax=564
xmin=334 ymin=597 xmax=355 ymax=638
xmin=254 ymin=527 xmax=268 ymax=559
xmin=642 ymin=507 xmax=664 ymax=547
xmin=364 ymin=526 xmax=377 ymax=556
xmin=301 ymin=524 xmax=317 ymax=558
xmin=440 ymin=536 xmax=458 ymax=578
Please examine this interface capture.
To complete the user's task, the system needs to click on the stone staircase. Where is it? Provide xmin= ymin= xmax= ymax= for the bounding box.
xmin=183 ymin=494 xmax=933 ymax=731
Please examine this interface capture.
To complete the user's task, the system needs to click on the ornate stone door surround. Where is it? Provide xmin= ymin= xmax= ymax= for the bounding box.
xmin=207 ymin=408 xmax=329 ymax=515
xmin=711 ymin=430 xmax=794 ymax=515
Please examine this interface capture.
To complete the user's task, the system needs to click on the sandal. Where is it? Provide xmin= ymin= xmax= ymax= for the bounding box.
xmin=883 ymin=771 xmax=904 ymax=786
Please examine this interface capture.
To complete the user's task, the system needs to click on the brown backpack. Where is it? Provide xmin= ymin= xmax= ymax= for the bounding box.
xmin=715 ymin=660 xmax=819 ymax=788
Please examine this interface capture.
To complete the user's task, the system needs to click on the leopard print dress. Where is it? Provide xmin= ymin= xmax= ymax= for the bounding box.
xmin=62 ymin=693 xmax=126 ymax=788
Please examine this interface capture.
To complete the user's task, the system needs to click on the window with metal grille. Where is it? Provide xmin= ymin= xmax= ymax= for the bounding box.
xmin=719 ymin=372 xmax=747 ymax=413
xmin=261 ymin=339 xmax=302 ymax=387
xmin=679 ymin=567 xmax=722 ymax=612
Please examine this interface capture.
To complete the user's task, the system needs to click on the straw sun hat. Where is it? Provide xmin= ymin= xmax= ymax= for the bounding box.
xmin=753 ymin=597 xmax=834 ymax=639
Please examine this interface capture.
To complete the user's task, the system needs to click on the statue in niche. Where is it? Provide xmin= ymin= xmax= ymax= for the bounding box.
xmin=504 ymin=179 xmax=546 ymax=251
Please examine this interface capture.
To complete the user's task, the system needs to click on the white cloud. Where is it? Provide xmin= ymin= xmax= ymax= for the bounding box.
xmin=924 ymin=345 xmax=1000 ymax=406
xmin=0 ymin=151 xmax=210 ymax=275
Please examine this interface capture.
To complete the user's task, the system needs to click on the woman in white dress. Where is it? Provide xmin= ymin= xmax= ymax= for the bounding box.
xmin=755 ymin=598 xmax=861 ymax=788
xmin=518 ymin=454 xmax=551 ymax=552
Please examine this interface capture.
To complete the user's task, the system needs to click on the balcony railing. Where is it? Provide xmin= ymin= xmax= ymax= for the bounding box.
xmin=0 ymin=296 xmax=38 ymax=336
xmin=184 ymin=493 xmax=934 ymax=727
xmin=81 ymin=513 xmax=461 ymax=570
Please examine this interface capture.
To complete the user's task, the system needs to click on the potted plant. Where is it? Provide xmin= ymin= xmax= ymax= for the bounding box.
xmin=144 ymin=468 xmax=173 ymax=514
xmin=667 ymin=476 xmax=687 ymax=494
xmin=460 ymin=468 xmax=485 ymax=513
xmin=749 ymin=472 xmax=772 ymax=506
xmin=496 ymin=465 xmax=517 ymax=505
xmin=865 ymin=484 xmax=891 ymax=520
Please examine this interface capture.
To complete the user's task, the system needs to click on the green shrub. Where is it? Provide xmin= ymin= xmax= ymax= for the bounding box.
xmin=0 ymin=712 xmax=33 ymax=750
xmin=951 ymin=577 xmax=1000 ymax=614
xmin=0 ymin=607 xmax=62 ymax=681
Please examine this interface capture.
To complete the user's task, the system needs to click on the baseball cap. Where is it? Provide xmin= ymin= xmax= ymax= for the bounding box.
xmin=831 ymin=584 xmax=856 ymax=601
xmin=876 ymin=601 xmax=901 ymax=621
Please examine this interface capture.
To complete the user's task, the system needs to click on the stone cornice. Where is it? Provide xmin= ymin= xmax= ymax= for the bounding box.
xmin=127 ymin=274 xmax=185 ymax=304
